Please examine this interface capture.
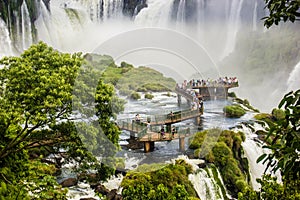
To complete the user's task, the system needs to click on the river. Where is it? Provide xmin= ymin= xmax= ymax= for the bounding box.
xmin=67 ymin=91 xmax=271 ymax=199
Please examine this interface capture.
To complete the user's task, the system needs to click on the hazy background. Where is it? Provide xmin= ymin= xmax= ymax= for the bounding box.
xmin=0 ymin=0 xmax=299 ymax=112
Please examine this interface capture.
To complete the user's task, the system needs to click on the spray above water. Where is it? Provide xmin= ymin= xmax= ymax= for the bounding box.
xmin=287 ymin=61 xmax=300 ymax=93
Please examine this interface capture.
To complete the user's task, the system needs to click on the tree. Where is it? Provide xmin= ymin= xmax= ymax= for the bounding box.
xmin=263 ymin=0 xmax=300 ymax=28
xmin=250 ymin=89 xmax=300 ymax=199
xmin=258 ymin=89 xmax=300 ymax=180
xmin=0 ymin=42 xmax=123 ymax=198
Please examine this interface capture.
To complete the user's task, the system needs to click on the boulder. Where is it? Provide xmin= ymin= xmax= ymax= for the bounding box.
xmin=95 ymin=184 xmax=109 ymax=196
xmin=60 ymin=177 xmax=78 ymax=187
xmin=114 ymin=194 xmax=123 ymax=200
xmin=107 ymin=189 xmax=118 ymax=200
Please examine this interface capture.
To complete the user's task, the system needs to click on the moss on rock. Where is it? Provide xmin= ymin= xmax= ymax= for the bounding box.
xmin=223 ymin=105 xmax=246 ymax=118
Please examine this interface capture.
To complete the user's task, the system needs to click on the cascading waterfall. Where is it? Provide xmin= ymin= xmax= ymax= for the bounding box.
xmin=102 ymin=0 xmax=124 ymax=20
xmin=287 ymin=61 xmax=300 ymax=92
xmin=0 ymin=18 xmax=13 ymax=57
xmin=189 ymin=168 xmax=225 ymax=200
xmin=176 ymin=0 xmax=186 ymax=28
xmin=134 ymin=0 xmax=173 ymax=27
xmin=221 ymin=0 xmax=244 ymax=59
xmin=0 ymin=0 xmax=266 ymax=60
xmin=236 ymin=123 xmax=281 ymax=190
xmin=252 ymin=1 xmax=258 ymax=31
xmin=21 ymin=1 xmax=33 ymax=50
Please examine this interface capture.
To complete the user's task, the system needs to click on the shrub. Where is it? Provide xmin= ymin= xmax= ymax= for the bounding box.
xmin=121 ymin=161 xmax=198 ymax=200
xmin=130 ymin=92 xmax=141 ymax=100
xmin=271 ymin=108 xmax=285 ymax=120
xmin=223 ymin=105 xmax=246 ymax=118
xmin=228 ymin=92 xmax=237 ymax=98
xmin=144 ymin=93 xmax=154 ymax=99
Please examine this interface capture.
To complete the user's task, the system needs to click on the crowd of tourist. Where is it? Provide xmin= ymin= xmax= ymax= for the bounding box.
xmin=176 ymin=77 xmax=238 ymax=89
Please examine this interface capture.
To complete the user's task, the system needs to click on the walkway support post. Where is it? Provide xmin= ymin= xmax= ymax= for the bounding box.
xmin=144 ymin=141 xmax=155 ymax=153
xmin=177 ymin=94 xmax=181 ymax=106
xmin=179 ymin=137 xmax=185 ymax=151
xmin=130 ymin=131 xmax=135 ymax=139
xmin=195 ymin=116 xmax=201 ymax=126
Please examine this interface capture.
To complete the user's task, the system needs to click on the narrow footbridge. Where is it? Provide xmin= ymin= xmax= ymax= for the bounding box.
xmin=117 ymin=109 xmax=202 ymax=152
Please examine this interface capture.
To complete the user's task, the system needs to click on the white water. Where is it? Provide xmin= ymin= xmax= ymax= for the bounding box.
xmin=237 ymin=123 xmax=281 ymax=190
xmin=0 ymin=0 xmax=266 ymax=61
xmin=0 ymin=18 xmax=12 ymax=57
xmin=287 ymin=61 xmax=300 ymax=92
xmin=21 ymin=1 xmax=33 ymax=50
xmin=220 ymin=0 xmax=244 ymax=59
xmin=252 ymin=1 xmax=258 ymax=31
xmin=176 ymin=0 xmax=186 ymax=29
xmin=189 ymin=168 xmax=225 ymax=200
xmin=134 ymin=0 xmax=173 ymax=27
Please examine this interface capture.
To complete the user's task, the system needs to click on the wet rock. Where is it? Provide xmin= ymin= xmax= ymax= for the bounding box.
xmin=114 ymin=194 xmax=123 ymax=200
xmin=60 ymin=177 xmax=78 ymax=187
xmin=126 ymin=139 xmax=143 ymax=149
xmin=78 ymin=173 xmax=98 ymax=182
xmin=95 ymin=184 xmax=109 ymax=196
xmin=107 ymin=189 xmax=118 ymax=200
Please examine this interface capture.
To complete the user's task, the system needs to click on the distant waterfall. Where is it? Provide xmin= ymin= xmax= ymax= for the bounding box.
xmin=134 ymin=0 xmax=173 ymax=27
xmin=102 ymin=0 xmax=124 ymax=20
xmin=0 ymin=18 xmax=13 ymax=57
xmin=176 ymin=0 xmax=186 ymax=28
xmin=21 ymin=1 xmax=33 ymax=50
xmin=0 ymin=0 xmax=267 ymax=59
xmin=287 ymin=61 xmax=300 ymax=92
xmin=221 ymin=0 xmax=244 ymax=59
xmin=252 ymin=1 xmax=258 ymax=31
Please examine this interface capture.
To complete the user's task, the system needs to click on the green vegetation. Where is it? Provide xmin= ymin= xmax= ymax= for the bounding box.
xmin=234 ymin=98 xmax=260 ymax=112
xmin=0 ymin=42 xmax=123 ymax=198
xmin=92 ymin=58 xmax=176 ymax=97
xmin=121 ymin=160 xmax=199 ymax=200
xmin=130 ymin=91 xmax=141 ymax=100
xmin=223 ymin=105 xmax=246 ymax=118
xmin=116 ymin=66 xmax=175 ymax=96
xmin=258 ymin=89 xmax=300 ymax=181
xmin=144 ymin=93 xmax=154 ymax=99
xmin=189 ymin=128 xmax=248 ymax=197
xmin=221 ymin=26 xmax=300 ymax=102
xmin=263 ymin=0 xmax=300 ymax=28
xmin=228 ymin=92 xmax=237 ymax=98
xmin=238 ymin=90 xmax=300 ymax=199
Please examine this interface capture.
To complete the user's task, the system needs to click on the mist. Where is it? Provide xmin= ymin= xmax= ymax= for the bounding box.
xmin=1 ymin=0 xmax=300 ymax=112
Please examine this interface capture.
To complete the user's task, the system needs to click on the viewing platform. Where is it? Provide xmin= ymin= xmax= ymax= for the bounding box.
xmin=175 ymin=77 xmax=238 ymax=106
xmin=117 ymin=108 xmax=201 ymax=152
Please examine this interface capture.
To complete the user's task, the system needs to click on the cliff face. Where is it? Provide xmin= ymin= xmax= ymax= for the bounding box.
xmin=123 ymin=0 xmax=147 ymax=17
xmin=0 ymin=0 xmax=50 ymax=52
xmin=0 ymin=0 xmax=49 ymax=24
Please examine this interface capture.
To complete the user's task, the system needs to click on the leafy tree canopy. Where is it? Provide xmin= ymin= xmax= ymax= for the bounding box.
xmin=258 ymin=89 xmax=300 ymax=180
xmin=0 ymin=42 xmax=123 ymax=198
xmin=263 ymin=0 xmax=300 ymax=28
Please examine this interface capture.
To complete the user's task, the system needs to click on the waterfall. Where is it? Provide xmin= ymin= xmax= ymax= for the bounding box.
xmin=0 ymin=18 xmax=13 ymax=57
xmin=102 ymin=0 xmax=124 ymax=20
xmin=237 ymin=123 xmax=281 ymax=190
xmin=252 ymin=1 xmax=258 ymax=31
xmin=134 ymin=0 xmax=173 ymax=27
xmin=176 ymin=0 xmax=186 ymax=29
xmin=21 ymin=1 xmax=33 ymax=50
xmin=287 ymin=61 xmax=300 ymax=92
xmin=189 ymin=168 xmax=225 ymax=200
xmin=221 ymin=0 xmax=244 ymax=60
xmin=0 ymin=0 xmax=267 ymax=60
